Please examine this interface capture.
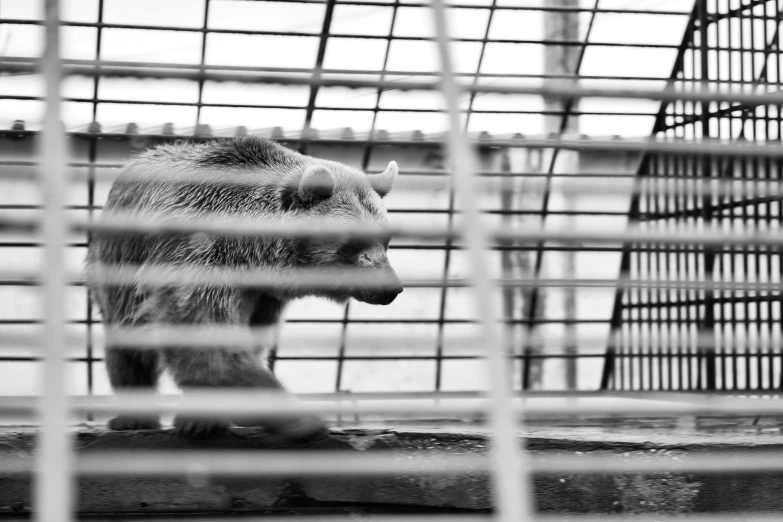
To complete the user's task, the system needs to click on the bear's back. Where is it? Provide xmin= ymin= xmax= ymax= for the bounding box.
xmin=87 ymin=137 xmax=305 ymax=299
xmin=104 ymin=137 xmax=305 ymax=217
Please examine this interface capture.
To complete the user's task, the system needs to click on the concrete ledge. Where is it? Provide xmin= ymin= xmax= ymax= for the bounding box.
xmin=2 ymin=418 xmax=783 ymax=517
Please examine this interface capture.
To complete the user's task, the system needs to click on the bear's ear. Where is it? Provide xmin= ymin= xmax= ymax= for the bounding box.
xmin=368 ymin=161 xmax=397 ymax=198
xmin=298 ymin=165 xmax=336 ymax=203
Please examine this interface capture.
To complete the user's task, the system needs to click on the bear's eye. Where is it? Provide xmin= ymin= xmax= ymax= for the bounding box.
xmin=338 ymin=239 xmax=373 ymax=261
xmin=359 ymin=252 xmax=372 ymax=263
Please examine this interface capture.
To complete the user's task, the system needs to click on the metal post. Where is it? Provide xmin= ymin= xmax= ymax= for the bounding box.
xmin=37 ymin=0 xmax=73 ymax=521
xmin=430 ymin=0 xmax=533 ymax=520
xmin=544 ymin=0 xmax=581 ymax=390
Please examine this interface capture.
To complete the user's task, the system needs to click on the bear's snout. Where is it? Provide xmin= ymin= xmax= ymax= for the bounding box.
xmin=374 ymin=283 xmax=403 ymax=305
xmin=355 ymin=270 xmax=403 ymax=305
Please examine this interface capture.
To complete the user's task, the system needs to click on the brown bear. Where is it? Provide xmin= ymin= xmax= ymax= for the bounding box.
xmin=86 ymin=136 xmax=402 ymax=440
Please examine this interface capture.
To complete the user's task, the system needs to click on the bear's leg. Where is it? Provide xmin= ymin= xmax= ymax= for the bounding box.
xmin=232 ymin=293 xmax=328 ymax=442
xmin=105 ymin=348 xmax=162 ymax=431
xmin=164 ymin=348 xmax=326 ymax=442
xmin=227 ymin=360 xmax=328 ymax=444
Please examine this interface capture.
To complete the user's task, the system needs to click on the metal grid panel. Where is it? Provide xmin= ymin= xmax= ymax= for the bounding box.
xmin=0 ymin=0 xmax=697 ymax=396
xmin=607 ymin=0 xmax=783 ymax=392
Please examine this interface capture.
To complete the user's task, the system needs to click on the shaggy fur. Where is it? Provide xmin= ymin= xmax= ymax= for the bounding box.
xmin=86 ymin=136 xmax=402 ymax=440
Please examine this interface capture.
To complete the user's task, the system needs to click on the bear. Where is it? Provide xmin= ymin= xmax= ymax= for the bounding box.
xmin=85 ymin=136 xmax=403 ymax=441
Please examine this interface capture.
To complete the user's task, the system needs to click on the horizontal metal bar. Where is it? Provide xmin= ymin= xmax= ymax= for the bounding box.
xmin=0 ymin=204 xmax=628 ymax=218
xmin=3 ymin=391 xmax=783 ymax=418
xmin=9 ymin=266 xmax=783 ymax=295
xmin=0 ymin=317 xmax=615 ymax=326
xmin=5 ymin=450 xmax=488 ymax=476
xmin=7 ymin=241 xmax=768 ymax=255
xmin=4 ymin=61 xmax=783 ymax=110
xmin=0 ymin=18 xmax=680 ymax=48
xmin=3 ymin=326 xmax=781 ymax=356
xmin=9 ymin=211 xmax=783 ymax=249
xmin=0 ymin=93 xmax=658 ymax=118
xmin=0 ymin=162 xmax=657 ymax=180
xmin=5 ymin=126 xmax=783 ymax=157
xmin=11 ymin=351 xmax=763 ymax=363
xmin=215 ymin=1 xmax=691 ymax=15
xmin=0 ymin=56 xmax=690 ymax=84
xmin=0 ymin=514 xmax=772 ymax=522
xmin=7 ymin=167 xmax=783 ymax=201
xmin=0 ymin=515 xmax=775 ymax=522
xmin=0 ymin=2 xmax=691 ymax=15
xmin=0 ymin=389 xmax=752 ymax=404
xmin=7 ymin=448 xmax=783 ymax=477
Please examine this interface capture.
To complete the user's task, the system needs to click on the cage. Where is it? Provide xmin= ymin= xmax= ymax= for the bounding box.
xmin=3 ymin=0 xmax=783 ymax=520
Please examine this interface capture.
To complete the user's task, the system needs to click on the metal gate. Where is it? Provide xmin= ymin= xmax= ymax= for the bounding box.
xmin=605 ymin=0 xmax=783 ymax=392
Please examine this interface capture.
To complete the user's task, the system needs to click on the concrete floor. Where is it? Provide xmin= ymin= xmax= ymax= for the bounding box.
xmin=2 ymin=409 xmax=783 ymax=518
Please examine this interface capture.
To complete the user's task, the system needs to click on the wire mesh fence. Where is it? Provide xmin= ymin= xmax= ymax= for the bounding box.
xmin=3 ymin=0 xmax=783 ymax=520
xmin=0 ymin=0 xmax=694 ymax=397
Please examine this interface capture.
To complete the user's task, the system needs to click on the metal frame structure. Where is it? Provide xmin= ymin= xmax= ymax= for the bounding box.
xmin=3 ymin=0 xmax=783 ymax=520
xmin=605 ymin=0 xmax=783 ymax=392
xmin=0 ymin=0 xmax=700 ymax=398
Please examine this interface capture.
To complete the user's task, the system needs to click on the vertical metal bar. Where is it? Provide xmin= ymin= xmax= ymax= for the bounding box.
xmin=334 ymin=301 xmax=350 ymax=392
xmin=435 ymin=0 xmax=497 ymax=391
xmin=525 ymin=0 xmax=598 ymax=391
xmin=685 ymin=30 xmax=697 ymax=392
xmin=711 ymin=0 xmax=724 ymax=391
xmin=740 ymin=6 xmax=752 ymax=390
xmin=650 ymin=155 xmax=661 ymax=391
xmin=775 ymin=0 xmax=783 ymax=390
xmin=337 ymin=0 xmax=402 ymax=393
xmin=727 ymin=0 xmax=738 ymax=391
xmin=761 ymin=0 xmax=773 ymax=390
xmin=37 ymin=1 xmax=72 ymax=521
xmin=302 ymin=0 xmax=337 ymax=134
xmin=663 ymin=152 xmax=674 ymax=390
xmin=84 ymin=0 xmax=105 ymax=417
xmin=431 ymin=1 xmax=531 ymax=520
xmin=698 ymin=0 xmax=717 ymax=391
xmin=634 ymin=175 xmax=644 ymax=390
xmin=675 ymin=152 xmax=686 ymax=391
xmin=195 ymin=0 xmax=211 ymax=126
xmin=749 ymin=0 xmax=761 ymax=391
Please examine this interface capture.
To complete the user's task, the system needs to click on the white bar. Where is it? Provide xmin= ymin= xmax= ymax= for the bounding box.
xmin=430 ymin=2 xmax=532 ymax=522
xmin=3 ymin=391 xmax=783 ymax=418
xmin=12 ymin=450 xmax=489 ymax=476
xmin=5 ymin=167 xmax=783 ymax=205
xmin=64 ymin=266 xmax=783 ymax=293
xmin=66 ymin=450 xmax=783 ymax=475
xmin=6 ymin=59 xmax=783 ymax=108
xmin=5 ymin=165 xmax=783 ymax=200
xmin=9 ymin=515 xmax=780 ymax=522
xmin=8 ymin=448 xmax=783 ymax=476
xmin=10 ymin=267 xmax=783 ymax=299
xmin=40 ymin=516 xmax=491 ymax=522
xmin=10 ymin=211 xmax=783 ymax=248
xmin=8 ymin=515 xmax=783 ymax=522
xmin=37 ymin=1 xmax=73 ymax=521
xmin=5 ymin=327 xmax=783 ymax=357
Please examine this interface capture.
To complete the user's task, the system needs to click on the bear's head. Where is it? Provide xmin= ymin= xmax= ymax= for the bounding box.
xmin=288 ymin=160 xmax=403 ymax=306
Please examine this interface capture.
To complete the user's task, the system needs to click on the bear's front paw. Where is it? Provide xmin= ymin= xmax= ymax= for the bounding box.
xmin=108 ymin=416 xmax=162 ymax=431
xmin=173 ymin=416 xmax=230 ymax=438
xmin=264 ymin=415 xmax=329 ymax=444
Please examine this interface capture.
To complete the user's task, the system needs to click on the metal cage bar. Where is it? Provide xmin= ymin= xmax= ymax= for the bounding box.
xmin=36 ymin=1 xmax=73 ymax=520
